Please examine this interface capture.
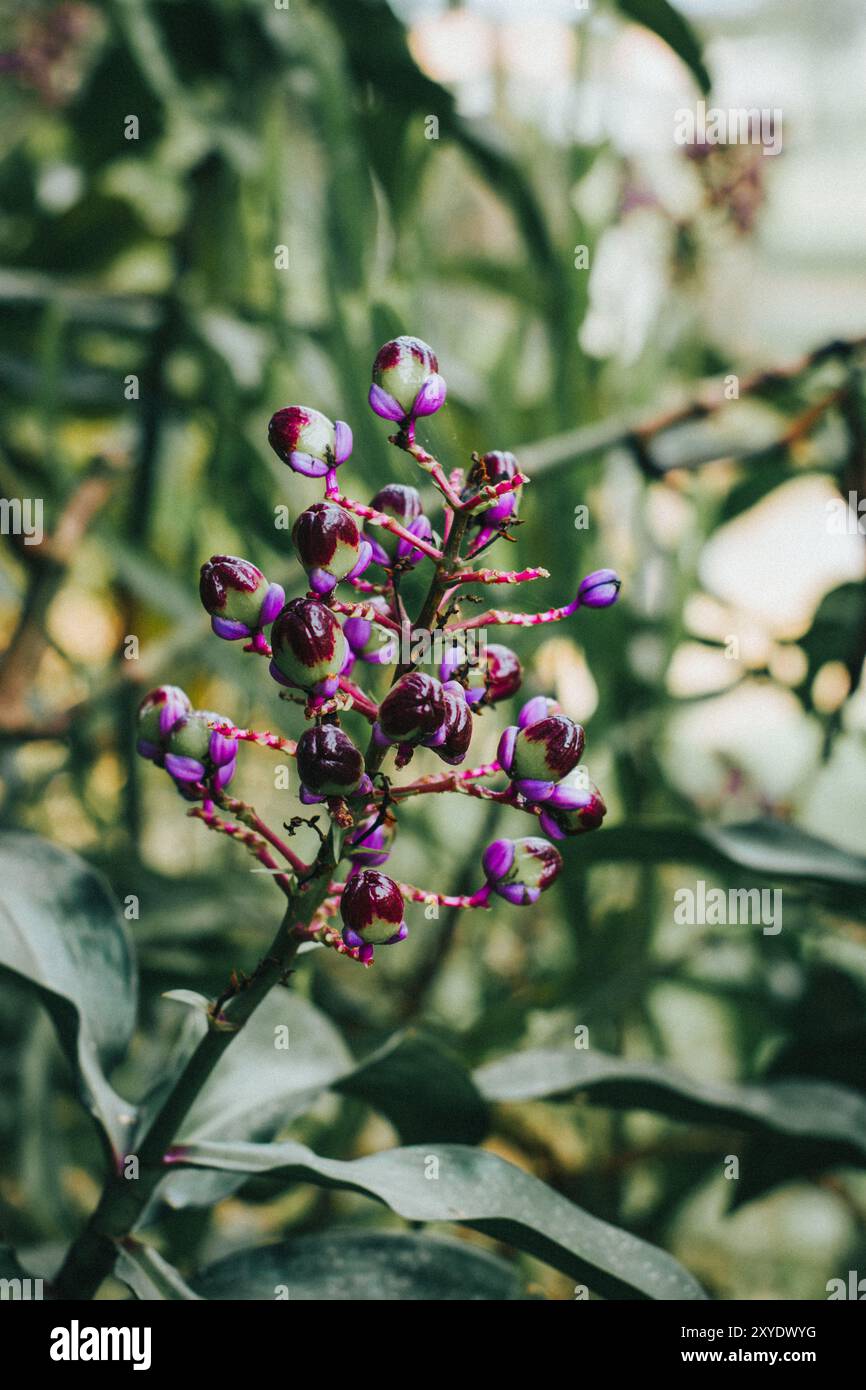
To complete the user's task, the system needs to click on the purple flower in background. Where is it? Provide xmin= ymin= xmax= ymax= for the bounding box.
xmin=136 ymin=685 xmax=192 ymax=763
xmin=465 ymin=451 xmax=522 ymax=549
xmin=342 ymin=597 xmax=398 ymax=667
xmin=345 ymin=813 xmax=396 ymax=869
xmin=577 ymin=569 xmax=621 ymax=609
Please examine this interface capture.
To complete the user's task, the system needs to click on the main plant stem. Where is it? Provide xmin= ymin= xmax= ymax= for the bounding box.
xmin=53 ymin=850 xmax=337 ymax=1300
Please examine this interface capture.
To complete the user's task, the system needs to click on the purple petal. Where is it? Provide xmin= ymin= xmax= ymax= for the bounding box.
xmin=313 ymin=675 xmax=339 ymax=699
xmin=209 ymin=730 xmax=237 ymax=766
xmin=514 ymin=778 xmax=555 ymax=802
xmin=578 ymin=568 xmax=622 ymax=609
xmin=159 ymin=695 xmax=188 ymax=736
xmin=268 ymin=659 xmax=295 ymax=689
xmin=165 ymin=754 xmax=206 ymax=783
xmin=289 ymin=450 xmax=330 ymax=478
xmin=213 ymin=758 xmax=236 ymax=790
xmin=211 ymin=615 xmax=251 ymax=640
xmin=464 ymin=687 xmax=485 ymax=706
xmin=385 ymin=923 xmax=409 ymax=944
xmin=367 ymin=537 xmax=391 ymax=568
xmin=547 ymin=783 xmax=592 ymax=811
xmin=358 ymin=943 xmax=375 ymax=964
xmin=518 ymin=696 xmax=552 ymax=729
xmin=299 ymin=784 xmax=326 ymax=805
xmin=334 ymin=420 xmax=353 ymax=463
xmin=346 ymin=539 xmax=373 ymax=581
xmin=482 ymin=838 xmax=515 ymax=883
xmin=259 ymin=582 xmax=285 ymax=627
xmin=396 ymin=514 xmax=432 ymax=564
xmin=497 ymin=725 xmax=518 ymax=773
xmin=423 ymin=725 xmax=448 ymax=748
xmin=498 ymin=883 xmax=540 ymax=906
xmin=538 ymin=810 xmax=565 ymax=840
xmin=343 ymin=617 xmax=371 ymax=651
xmin=342 ymin=927 xmax=364 ymax=949
xmin=442 ymin=680 xmax=466 ymax=700
xmin=368 ymin=383 xmax=406 ymax=422
xmin=372 ymin=722 xmax=392 ymax=748
xmin=411 ymin=372 xmax=447 ymax=418
xmin=309 ymin=567 xmax=337 ymax=596
xmin=356 ymin=773 xmax=374 ymax=796
xmin=136 ymin=738 xmax=161 ymax=761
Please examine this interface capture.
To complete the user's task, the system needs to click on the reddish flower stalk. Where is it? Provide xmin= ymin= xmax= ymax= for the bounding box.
xmin=216 ymin=793 xmax=309 ymax=874
xmin=448 ymin=565 xmax=550 ymax=586
xmin=445 ymin=598 xmax=583 ymax=633
xmin=327 ymin=492 xmax=444 ymax=563
xmin=207 ymin=720 xmax=297 ymax=756
xmin=188 ymin=805 xmax=296 ymax=894
xmin=337 ymin=675 xmax=380 ymax=721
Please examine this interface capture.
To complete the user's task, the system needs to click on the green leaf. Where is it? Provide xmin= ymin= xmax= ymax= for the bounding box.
xmin=474 ymin=1049 xmax=866 ymax=1163
xmin=159 ymin=986 xmax=352 ymax=1209
xmin=574 ymin=820 xmax=866 ymax=915
xmin=171 ymin=1139 xmax=706 ymax=1300
xmin=115 ymin=1239 xmax=203 ymax=1301
xmin=0 ymin=833 xmax=137 ymax=1156
xmin=336 ymin=1031 xmax=490 ymax=1145
xmin=192 ymin=1231 xmax=525 ymax=1301
xmin=615 ymin=0 xmax=711 ymax=95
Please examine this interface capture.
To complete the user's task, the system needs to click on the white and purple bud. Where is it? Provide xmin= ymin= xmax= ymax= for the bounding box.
xmin=517 ymin=695 xmax=562 ymax=729
xmin=538 ymin=773 xmax=607 ymax=840
xmin=162 ymin=710 xmax=238 ymax=793
xmin=269 ymin=596 xmax=348 ymax=701
xmin=295 ymin=723 xmax=371 ymax=801
xmin=342 ymin=597 xmax=398 ymax=667
xmin=292 ymin=502 xmax=371 ymax=597
xmin=369 ymin=336 xmax=446 ymax=427
xmin=199 ymin=555 xmax=285 ymax=640
xmin=481 ymin=835 xmax=562 ymax=906
xmin=340 ymin=869 xmax=408 ymax=964
xmin=497 ymin=713 xmax=585 ymax=801
xmin=268 ymin=405 xmax=352 ymax=479
xmin=136 ymin=685 xmax=192 ymax=763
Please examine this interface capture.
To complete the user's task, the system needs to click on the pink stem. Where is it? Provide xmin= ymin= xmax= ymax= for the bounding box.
xmin=207 ymin=720 xmax=297 ymax=756
xmin=328 ymin=879 xmax=491 ymax=910
xmin=448 ymin=565 xmax=549 ymax=586
xmin=189 ymin=806 xmax=296 ymax=895
xmin=459 ymin=473 xmax=528 ymax=513
xmin=337 ymin=675 xmax=379 ymax=722
xmin=445 ymin=596 xmax=581 ymax=634
xmin=332 ymin=493 xmax=444 ymax=563
xmin=243 ymin=632 xmax=272 ymax=657
xmin=218 ymin=794 xmax=309 ymax=874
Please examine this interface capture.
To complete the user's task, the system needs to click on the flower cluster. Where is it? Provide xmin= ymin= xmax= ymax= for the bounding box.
xmin=137 ymin=335 xmax=621 ymax=963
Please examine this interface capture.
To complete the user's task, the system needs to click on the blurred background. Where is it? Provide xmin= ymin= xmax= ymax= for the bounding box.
xmin=2 ymin=0 xmax=866 ymax=1299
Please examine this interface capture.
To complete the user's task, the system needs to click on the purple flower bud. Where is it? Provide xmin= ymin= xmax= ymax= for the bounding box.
xmin=466 ymin=451 xmax=522 ymax=528
xmin=346 ymin=814 xmax=396 ymax=868
xmin=340 ymin=869 xmax=407 ymax=958
xmin=432 ymin=683 xmax=473 ymax=765
xmin=267 ymin=405 xmax=352 ymax=478
xmin=199 ymin=555 xmax=285 ymax=639
xmin=499 ymin=714 xmax=585 ymax=800
xmin=518 ymin=695 xmax=562 ymax=729
xmin=482 ymin=835 xmax=562 ymax=905
xmin=369 ymin=336 xmax=446 ymax=424
xmin=295 ymin=724 xmax=366 ymax=798
xmin=578 ymin=569 xmax=621 ymax=609
xmin=378 ymin=672 xmax=447 ymax=746
xmin=270 ymin=597 xmax=348 ymax=697
xmin=342 ymin=598 xmax=398 ymax=666
xmin=439 ymin=642 xmax=522 ymax=706
xmin=538 ymin=774 xmax=607 ymax=840
xmin=292 ymin=502 xmax=369 ymax=596
xmin=162 ymin=710 xmax=238 ymax=793
xmin=366 ymin=485 xmax=430 ymax=568
xmin=136 ymin=685 xmax=192 ymax=761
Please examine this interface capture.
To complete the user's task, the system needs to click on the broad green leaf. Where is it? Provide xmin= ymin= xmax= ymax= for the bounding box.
xmin=615 ymin=0 xmax=711 ymax=95
xmin=115 ymin=1240 xmax=202 ymax=1301
xmin=0 ymin=833 xmax=137 ymax=1156
xmin=574 ymin=820 xmax=866 ymax=915
xmin=159 ymin=986 xmax=352 ymax=1209
xmin=474 ymin=1050 xmax=866 ymax=1163
xmin=336 ymin=1031 xmax=490 ymax=1145
xmin=192 ymin=1231 xmax=524 ymax=1301
xmin=171 ymin=1139 xmax=707 ymax=1300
